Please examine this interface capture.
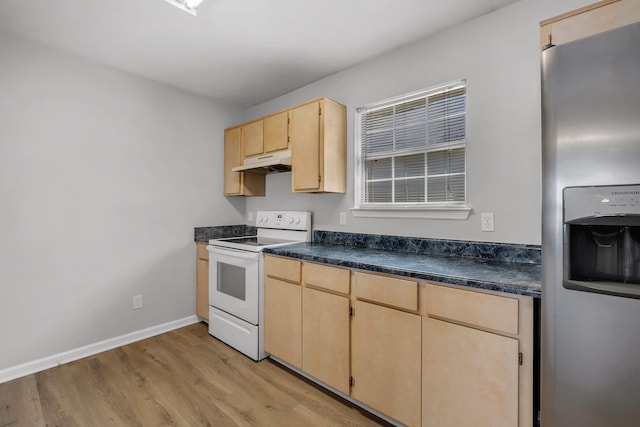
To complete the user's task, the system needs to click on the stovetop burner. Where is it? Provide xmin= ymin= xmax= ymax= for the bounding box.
xmin=212 ymin=235 xmax=295 ymax=247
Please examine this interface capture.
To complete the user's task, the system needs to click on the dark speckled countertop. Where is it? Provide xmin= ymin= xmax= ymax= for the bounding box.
xmin=263 ymin=232 xmax=541 ymax=297
xmin=194 ymin=225 xmax=256 ymax=243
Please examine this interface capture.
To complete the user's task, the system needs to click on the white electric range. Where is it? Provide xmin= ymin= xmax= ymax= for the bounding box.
xmin=207 ymin=211 xmax=311 ymax=360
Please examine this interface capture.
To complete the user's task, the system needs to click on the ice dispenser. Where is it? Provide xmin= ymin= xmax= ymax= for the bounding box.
xmin=563 ymin=185 xmax=640 ymax=299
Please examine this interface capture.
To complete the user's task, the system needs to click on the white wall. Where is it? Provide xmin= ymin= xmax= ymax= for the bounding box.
xmin=0 ymin=31 xmax=244 ymax=372
xmin=245 ymin=0 xmax=593 ymax=245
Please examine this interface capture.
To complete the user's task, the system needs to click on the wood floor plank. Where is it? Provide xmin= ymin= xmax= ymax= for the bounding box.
xmin=0 ymin=322 xmax=389 ymax=427
xmin=75 ymin=356 xmax=144 ymax=426
xmin=150 ymin=332 xmax=315 ymax=426
xmin=99 ymin=348 xmax=174 ymax=426
xmin=35 ymin=363 xmax=82 ymax=427
xmin=126 ymin=336 xmax=238 ymax=426
xmin=0 ymin=375 xmax=44 ymax=427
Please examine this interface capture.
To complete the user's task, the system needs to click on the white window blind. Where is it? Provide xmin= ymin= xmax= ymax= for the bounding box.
xmin=355 ymin=80 xmax=467 ymax=209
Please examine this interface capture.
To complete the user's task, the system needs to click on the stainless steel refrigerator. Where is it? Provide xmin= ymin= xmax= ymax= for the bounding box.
xmin=541 ymin=22 xmax=640 ymax=426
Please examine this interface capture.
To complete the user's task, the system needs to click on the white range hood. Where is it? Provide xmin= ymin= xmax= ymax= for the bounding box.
xmin=232 ymin=150 xmax=292 ymax=174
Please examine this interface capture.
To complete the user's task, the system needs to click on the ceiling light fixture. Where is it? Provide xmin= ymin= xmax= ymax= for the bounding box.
xmin=163 ymin=0 xmax=204 ymax=16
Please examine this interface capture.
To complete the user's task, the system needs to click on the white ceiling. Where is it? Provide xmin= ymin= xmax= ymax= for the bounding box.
xmin=0 ymin=0 xmax=520 ymax=108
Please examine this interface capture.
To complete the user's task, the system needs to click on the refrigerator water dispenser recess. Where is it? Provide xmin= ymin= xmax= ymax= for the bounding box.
xmin=563 ymin=184 xmax=640 ymax=299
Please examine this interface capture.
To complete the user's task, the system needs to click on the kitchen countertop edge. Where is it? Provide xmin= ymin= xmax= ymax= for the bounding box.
xmin=264 ymin=243 xmax=541 ymax=298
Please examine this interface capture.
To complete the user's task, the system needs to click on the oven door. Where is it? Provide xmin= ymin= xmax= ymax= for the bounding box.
xmin=208 ymin=246 xmax=260 ymax=325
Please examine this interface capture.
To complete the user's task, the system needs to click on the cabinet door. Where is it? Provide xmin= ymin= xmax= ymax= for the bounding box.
xmin=264 ymin=111 xmax=289 ymax=153
xmin=540 ymin=0 xmax=640 ymax=49
xmin=242 ymin=120 xmax=264 ymax=158
xmin=351 ymin=301 xmax=421 ymax=427
xmin=319 ymin=98 xmax=347 ymax=193
xmin=223 ymin=128 xmax=242 ymax=195
xmin=422 ymin=317 xmax=519 ymax=427
xmin=196 ymin=243 xmax=209 ymax=320
xmin=264 ymin=277 xmax=301 ymax=368
xmin=291 ymin=102 xmax=320 ymax=192
xmin=302 ymin=288 xmax=350 ymax=394
xmin=223 ymin=127 xmax=265 ymax=197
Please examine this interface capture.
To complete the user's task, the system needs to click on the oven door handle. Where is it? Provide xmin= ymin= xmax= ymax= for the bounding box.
xmin=207 ymin=246 xmax=260 ymax=260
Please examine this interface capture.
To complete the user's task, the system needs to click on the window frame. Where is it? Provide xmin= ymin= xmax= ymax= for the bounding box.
xmin=352 ymin=80 xmax=471 ymax=220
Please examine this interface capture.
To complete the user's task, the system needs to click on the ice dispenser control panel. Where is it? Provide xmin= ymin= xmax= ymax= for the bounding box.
xmin=564 ymin=184 xmax=640 ymax=222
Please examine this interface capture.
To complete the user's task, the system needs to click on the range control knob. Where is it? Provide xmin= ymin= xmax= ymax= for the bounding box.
xmin=263 ymin=216 xmax=269 ymax=223
xmin=295 ymin=218 xmax=301 ymax=224
xmin=289 ymin=218 xmax=295 ymax=224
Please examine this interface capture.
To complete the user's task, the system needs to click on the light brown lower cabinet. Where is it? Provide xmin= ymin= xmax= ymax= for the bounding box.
xmin=264 ymin=276 xmax=302 ymax=368
xmin=422 ymin=283 xmax=533 ymax=427
xmin=195 ymin=243 xmax=209 ymax=320
xmin=422 ymin=317 xmax=519 ymax=427
xmin=263 ymin=255 xmax=533 ymax=427
xmin=351 ymin=300 xmax=422 ymax=427
xmin=302 ymin=287 xmax=350 ymax=394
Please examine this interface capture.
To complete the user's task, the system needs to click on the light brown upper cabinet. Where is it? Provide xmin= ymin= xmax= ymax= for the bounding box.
xmin=223 ymin=127 xmax=265 ymax=196
xmin=242 ymin=112 xmax=289 ymax=160
xmin=290 ymin=98 xmax=346 ymax=193
xmin=264 ymin=111 xmax=289 ymax=153
xmin=222 ymin=97 xmax=346 ymax=197
xmin=540 ymin=0 xmax=640 ymax=49
xmin=241 ymin=120 xmax=264 ymax=158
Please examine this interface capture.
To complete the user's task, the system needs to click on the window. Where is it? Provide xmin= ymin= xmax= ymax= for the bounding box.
xmin=354 ymin=80 xmax=470 ymax=219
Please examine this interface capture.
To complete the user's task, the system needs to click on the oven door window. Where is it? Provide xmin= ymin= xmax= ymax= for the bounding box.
xmin=208 ymin=247 xmax=260 ymax=325
xmin=217 ymin=262 xmax=246 ymax=300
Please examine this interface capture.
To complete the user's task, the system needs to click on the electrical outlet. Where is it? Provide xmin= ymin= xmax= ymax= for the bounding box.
xmin=339 ymin=212 xmax=347 ymax=225
xmin=481 ymin=212 xmax=495 ymax=232
xmin=247 ymin=211 xmax=254 ymax=222
xmin=133 ymin=295 xmax=143 ymax=310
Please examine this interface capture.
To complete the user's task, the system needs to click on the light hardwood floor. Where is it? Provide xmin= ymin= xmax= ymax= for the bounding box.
xmin=0 ymin=322 xmax=390 ymax=427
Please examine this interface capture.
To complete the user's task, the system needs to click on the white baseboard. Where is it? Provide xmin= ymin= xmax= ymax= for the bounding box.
xmin=0 ymin=315 xmax=200 ymax=384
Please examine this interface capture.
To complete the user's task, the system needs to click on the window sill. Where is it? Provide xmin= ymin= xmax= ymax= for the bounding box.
xmin=351 ymin=205 xmax=472 ymax=220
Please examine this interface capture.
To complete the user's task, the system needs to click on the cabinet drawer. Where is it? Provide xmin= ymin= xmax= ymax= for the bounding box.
xmin=303 ymin=262 xmax=350 ymax=295
xmin=424 ymin=284 xmax=518 ymax=335
xmin=197 ymin=243 xmax=209 ymax=261
xmin=265 ymin=255 xmax=301 ymax=283
xmin=353 ymin=272 xmax=418 ymax=311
